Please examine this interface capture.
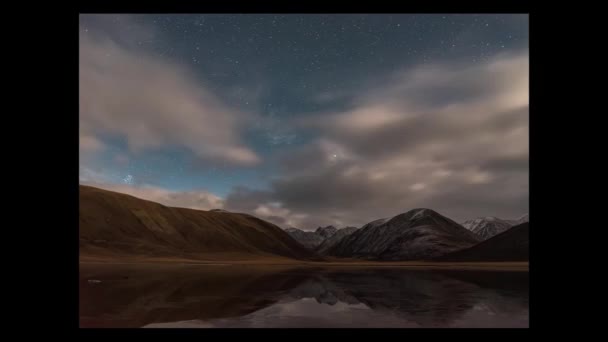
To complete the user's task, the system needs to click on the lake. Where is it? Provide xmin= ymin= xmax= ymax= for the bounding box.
xmin=79 ymin=263 xmax=529 ymax=328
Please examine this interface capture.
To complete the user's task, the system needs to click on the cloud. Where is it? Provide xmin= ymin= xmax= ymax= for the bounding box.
xmin=113 ymin=154 xmax=130 ymax=166
xmin=222 ymin=187 xmax=311 ymax=228
xmin=81 ymin=182 xmax=225 ymax=211
xmin=79 ymin=15 xmax=259 ymax=165
xmin=79 ymin=16 xmax=528 ymax=230
xmin=80 ymin=166 xmax=113 ymax=184
xmin=79 ymin=181 xmax=308 ymax=228
xmin=225 ymin=50 xmax=529 ymax=229
xmin=79 ymin=134 xmax=105 ymax=153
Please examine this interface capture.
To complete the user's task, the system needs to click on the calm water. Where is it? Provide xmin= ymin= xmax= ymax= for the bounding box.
xmin=79 ymin=264 xmax=528 ymax=328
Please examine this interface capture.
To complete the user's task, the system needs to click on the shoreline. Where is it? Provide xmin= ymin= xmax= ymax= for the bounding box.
xmin=79 ymin=258 xmax=529 ymax=271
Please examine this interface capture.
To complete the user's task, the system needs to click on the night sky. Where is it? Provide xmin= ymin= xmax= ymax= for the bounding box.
xmin=79 ymin=14 xmax=529 ymax=230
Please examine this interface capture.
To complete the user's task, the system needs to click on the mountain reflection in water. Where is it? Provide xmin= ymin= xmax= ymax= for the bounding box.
xmin=80 ymin=264 xmax=528 ymax=328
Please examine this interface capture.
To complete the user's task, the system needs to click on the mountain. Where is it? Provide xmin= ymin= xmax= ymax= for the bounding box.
xmin=284 ymin=225 xmax=342 ymax=249
xmin=315 ymin=225 xmax=338 ymax=239
xmin=315 ymin=227 xmax=358 ymax=255
xmin=361 ymin=218 xmax=389 ymax=229
xmin=514 ymin=213 xmax=529 ymax=225
xmin=462 ymin=217 xmax=513 ymax=240
xmin=284 ymin=228 xmax=326 ymax=249
xmin=79 ymin=185 xmax=318 ymax=261
xmin=463 ymin=213 xmax=529 ymax=240
xmin=326 ymin=209 xmax=481 ymax=261
xmin=437 ymin=222 xmax=529 ymax=261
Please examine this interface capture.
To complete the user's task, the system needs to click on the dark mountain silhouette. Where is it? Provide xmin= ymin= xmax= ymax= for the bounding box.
xmin=284 ymin=225 xmax=345 ymax=249
xmin=437 ymin=222 xmax=529 ymax=261
xmin=315 ymin=227 xmax=358 ymax=255
xmin=284 ymin=227 xmax=326 ymax=249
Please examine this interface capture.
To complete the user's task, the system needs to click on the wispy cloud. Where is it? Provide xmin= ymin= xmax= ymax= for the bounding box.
xmin=79 ymin=15 xmax=260 ymax=165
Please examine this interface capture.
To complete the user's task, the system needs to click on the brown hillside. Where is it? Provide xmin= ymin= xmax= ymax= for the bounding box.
xmin=79 ymin=185 xmax=318 ymax=261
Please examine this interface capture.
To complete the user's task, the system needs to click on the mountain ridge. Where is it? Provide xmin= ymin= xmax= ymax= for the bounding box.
xmin=437 ymin=222 xmax=529 ymax=261
xmin=79 ymin=185 xmax=319 ymax=261
xmin=463 ymin=213 xmax=528 ymax=240
xmin=327 ymin=208 xmax=481 ymax=261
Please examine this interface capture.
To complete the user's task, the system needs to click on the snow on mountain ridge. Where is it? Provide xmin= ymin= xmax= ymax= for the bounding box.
xmin=462 ymin=216 xmax=523 ymax=240
xmin=327 ymin=208 xmax=481 ymax=260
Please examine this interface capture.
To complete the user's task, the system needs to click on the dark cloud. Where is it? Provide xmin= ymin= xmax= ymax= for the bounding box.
xmin=481 ymin=156 xmax=529 ymax=174
xmin=224 ymin=51 xmax=529 ymax=230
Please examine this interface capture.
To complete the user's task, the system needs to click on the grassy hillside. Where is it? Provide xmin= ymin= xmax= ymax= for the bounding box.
xmin=79 ymin=185 xmax=318 ymax=261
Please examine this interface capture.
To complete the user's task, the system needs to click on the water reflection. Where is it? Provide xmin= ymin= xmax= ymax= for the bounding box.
xmin=80 ymin=264 xmax=528 ymax=328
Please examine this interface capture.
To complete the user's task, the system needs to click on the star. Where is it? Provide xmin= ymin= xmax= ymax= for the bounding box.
xmin=78 ymin=13 xmax=528 ymax=231
xmin=123 ymin=174 xmax=134 ymax=185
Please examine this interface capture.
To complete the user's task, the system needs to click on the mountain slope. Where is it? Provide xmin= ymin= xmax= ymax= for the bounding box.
xmin=79 ymin=185 xmax=317 ymax=261
xmin=315 ymin=226 xmax=338 ymax=239
xmin=284 ymin=225 xmax=340 ymax=249
xmin=437 ymin=222 xmax=529 ymax=261
xmin=462 ymin=217 xmax=513 ymax=240
xmin=515 ymin=213 xmax=529 ymax=225
xmin=315 ymin=227 xmax=358 ymax=255
xmin=326 ymin=209 xmax=481 ymax=261
xmin=284 ymin=228 xmax=326 ymax=249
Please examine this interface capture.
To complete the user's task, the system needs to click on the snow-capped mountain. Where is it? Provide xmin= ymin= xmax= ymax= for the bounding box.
xmin=463 ymin=214 xmax=529 ymax=240
xmin=284 ymin=227 xmax=325 ymax=249
xmin=315 ymin=225 xmax=338 ymax=239
xmin=315 ymin=226 xmax=359 ymax=254
xmin=285 ymin=225 xmax=347 ymax=249
xmin=462 ymin=217 xmax=513 ymax=240
xmin=514 ymin=213 xmax=529 ymax=225
xmin=326 ymin=208 xmax=481 ymax=261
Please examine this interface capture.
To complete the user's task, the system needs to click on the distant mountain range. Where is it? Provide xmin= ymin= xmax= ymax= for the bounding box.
xmin=285 ymin=226 xmax=358 ymax=252
xmin=80 ymin=184 xmax=528 ymax=262
xmin=315 ymin=227 xmax=359 ymax=254
xmin=284 ymin=226 xmax=331 ymax=249
xmin=462 ymin=214 xmax=529 ymax=240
